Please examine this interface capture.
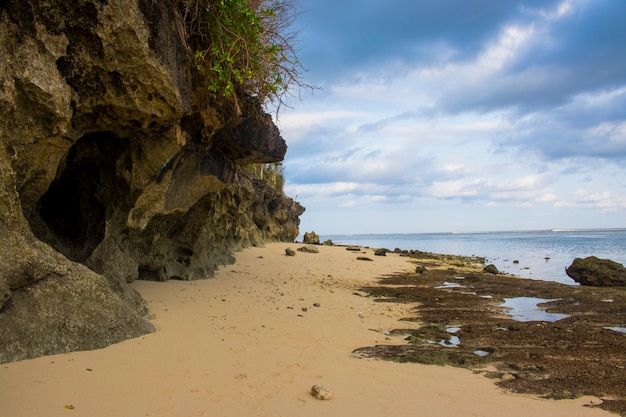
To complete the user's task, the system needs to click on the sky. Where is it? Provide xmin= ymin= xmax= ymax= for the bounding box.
xmin=275 ymin=0 xmax=626 ymax=235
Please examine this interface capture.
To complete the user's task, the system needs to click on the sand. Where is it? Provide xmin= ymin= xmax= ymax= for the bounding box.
xmin=0 ymin=243 xmax=611 ymax=417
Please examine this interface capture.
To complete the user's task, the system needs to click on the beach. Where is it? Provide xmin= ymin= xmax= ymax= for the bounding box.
xmin=0 ymin=243 xmax=611 ymax=417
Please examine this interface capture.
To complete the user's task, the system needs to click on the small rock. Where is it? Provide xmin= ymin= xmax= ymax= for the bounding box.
xmin=310 ymin=384 xmax=332 ymax=400
xmin=415 ymin=265 xmax=427 ymax=274
xmin=483 ymin=264 xmax=499 ymax=274
xmin=313 ymin=302 xmax=321 ymax=307
xmin=302 ymin=307 xmax=308 ymax=312
xmin=297 ymin=245 xmax=320 ymax=254
xmin=285 ymin=247 xmax=296 ymax=256
xmin=512 ymin=260 xmax=519 ymax=264
xmin=322 ymin=239 xmax=334 ymax=246
xmin=374 ymin=248 xmax=388 ymax=256
xmin=501 ymin=373 xmax=516 ymax=381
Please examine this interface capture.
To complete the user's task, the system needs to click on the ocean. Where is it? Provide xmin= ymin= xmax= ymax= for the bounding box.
xmin=319 ymin=229 xmax=626 ymax=285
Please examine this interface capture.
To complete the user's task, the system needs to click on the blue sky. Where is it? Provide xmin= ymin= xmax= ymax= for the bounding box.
xmin=276 ymin=0 xmax=626 ymax=234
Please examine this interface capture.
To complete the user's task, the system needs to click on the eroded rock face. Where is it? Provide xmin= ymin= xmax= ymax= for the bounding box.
xmin=0 ymin=0 xmax=304 ymax=362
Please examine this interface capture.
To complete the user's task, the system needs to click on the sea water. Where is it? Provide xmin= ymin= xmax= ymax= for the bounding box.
xmin=319 ymin=229 xmax=626 ymax=285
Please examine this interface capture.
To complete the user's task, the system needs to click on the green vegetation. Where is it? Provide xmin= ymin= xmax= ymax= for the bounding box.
xmin=180 ymin=0 xmax=310 ymax=109
xmin=241 ymin=162 xmax=285 ymax=192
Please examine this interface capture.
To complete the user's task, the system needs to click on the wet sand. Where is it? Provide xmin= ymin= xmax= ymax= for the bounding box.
xmin=0 ymin=243 xmax=611 ymax=417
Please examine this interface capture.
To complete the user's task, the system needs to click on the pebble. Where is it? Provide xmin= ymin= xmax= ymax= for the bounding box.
xmin=310 ymin=384 xmax=333 ymax=400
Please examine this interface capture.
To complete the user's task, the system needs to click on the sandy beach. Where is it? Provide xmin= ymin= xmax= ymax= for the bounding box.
xmin=0 ymin=243 xmax=611 ymax=417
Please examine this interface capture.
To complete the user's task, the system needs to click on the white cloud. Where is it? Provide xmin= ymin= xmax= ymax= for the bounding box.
xmin=427 ymin=179 xmax=491 ymax=199
xmin=369 ymin=195 xmax=389 ymax=203
xmin=443 ymin=163 xmax=465 ymax=173
xmin=282 ymin=0 xmax=626 ymax=234
xmin=500 ymin=174 xmax=547 ymax=191
xmin=554 ymin=189 xmax=626 ymax=211
xmin=537 ymin=193 xmax=558 ymax=202
xmin=285 ymin=182 xmax=359 ymax=198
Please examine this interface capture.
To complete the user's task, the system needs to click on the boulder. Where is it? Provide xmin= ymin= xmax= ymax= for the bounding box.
xmin=415 ymin=265 xmax=427 ymax=274
xmin=285 ymin=247 xmax=296 ymax=256
xmin=303 ymin=231 xmax=320 ymax=245
xmin=297 ymin=245 xmax=319 ymax=254
xmin=565 ymin=256 xmax=626 ymax=286
xmin=374 ymin=248 xmax=388 ymax=256
xmin=483 ymin=264 xmax=499 ymax=274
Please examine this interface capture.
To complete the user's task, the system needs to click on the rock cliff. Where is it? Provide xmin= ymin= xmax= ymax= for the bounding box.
xmin=0 ymin=0 xmax=304 ymax=363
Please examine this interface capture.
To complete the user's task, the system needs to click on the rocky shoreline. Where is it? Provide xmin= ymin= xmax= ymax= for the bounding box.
xmin=1 ymin=242 xmax=617 ymax=417
xmin=349 ymin=248 xmax=626 ymax=416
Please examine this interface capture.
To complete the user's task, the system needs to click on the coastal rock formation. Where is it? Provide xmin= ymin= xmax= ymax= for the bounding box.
xmin=303 ymin=231 xmax=320 ymax=245
xmin=565 ymin=256 xmax=626 ymax=286
xmin=0 ymin=0 xmax=303 ymax=362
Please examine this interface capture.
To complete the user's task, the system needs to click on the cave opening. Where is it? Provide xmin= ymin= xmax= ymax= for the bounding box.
xmin=35 ymin=131 xmax=130 ymax=262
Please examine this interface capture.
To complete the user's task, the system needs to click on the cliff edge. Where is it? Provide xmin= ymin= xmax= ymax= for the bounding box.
xmin=0 ymin=0 xmax=304 ymax=363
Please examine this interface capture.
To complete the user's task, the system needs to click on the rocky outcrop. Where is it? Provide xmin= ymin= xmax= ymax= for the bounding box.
xmin=303 ymin=231 xmax=320 ymax=245
xmin=483 ymin=264 xmax=499 ymax=274
xmin=0 ymin=0 xmax=304 ymax=362
xmin=566 ymin=257 xmax=626 ymax=286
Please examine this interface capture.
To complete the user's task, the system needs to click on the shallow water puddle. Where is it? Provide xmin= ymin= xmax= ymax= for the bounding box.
xmin=439 ymin=327 xmax=461 ymax=347
xmin=605 ymin=327 xmax=626 ymax=334
xmin=500 ymin=297 xmax=570 ymax=322
xmin=435 ymin=281 xmax=465 ymax=289
xmin=439 ymin=336 xmax=460 ymax=347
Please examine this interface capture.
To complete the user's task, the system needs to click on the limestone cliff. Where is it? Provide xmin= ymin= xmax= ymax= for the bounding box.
xmin=0 ymin=0 xmax=304 ymax=363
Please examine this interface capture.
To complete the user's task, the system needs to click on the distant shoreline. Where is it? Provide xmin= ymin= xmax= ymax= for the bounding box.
xmin=311 ymin=229 xmax=626 ymax=285
xmin=310 ymin=227 xmax=626 ymax=238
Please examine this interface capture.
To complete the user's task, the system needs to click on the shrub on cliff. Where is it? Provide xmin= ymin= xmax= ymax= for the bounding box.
xmin=180 ymin=0 xmax=311 ymax=109
xmin=240 ymin=162 xmax=285 ymax=192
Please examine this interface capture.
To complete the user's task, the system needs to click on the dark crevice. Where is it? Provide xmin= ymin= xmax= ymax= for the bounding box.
xmin=33 ymin=131 xmax=129 ymax=262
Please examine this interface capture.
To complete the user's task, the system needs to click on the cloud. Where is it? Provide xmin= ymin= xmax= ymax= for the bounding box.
xmin=427 ymin=179 xmax=492 ymax=199
xmin=495 ymin=86 xmax=626 ymax=161
xmin=281 ymin=0 xmax=626 ymax=233
xmin=555 ymin=189 xmax=626 ymax=211
xmin=296 ymin=0 xmax=566 ymax=82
